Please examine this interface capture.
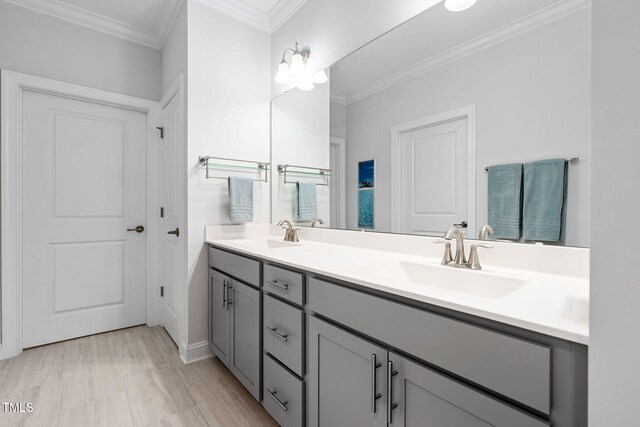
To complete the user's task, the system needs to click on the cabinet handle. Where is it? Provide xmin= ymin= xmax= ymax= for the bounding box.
xmin=226 ymin=282 xmax=232 ymax=310
xmin=222 ymin=280 xmax=227 ymax=309
xmin=266 ymin=389 xmax=288 ymax=412
xmin=265 ymin=279 xmax=289 ymax=291
xmin=371 ymin=353 xmax=382 ymax=413
xmin=265 ymin=326 xmax=289 ymax=343
xmin=387 ymin=360 xmax=398 ymax=424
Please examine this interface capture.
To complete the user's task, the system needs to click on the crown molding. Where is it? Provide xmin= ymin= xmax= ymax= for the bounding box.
xmin=157 ymin=0 xmax=185 ymax=48
xmin=269 ymin=0 xmax=308 ymax=33
xmin=1 ymin=0 xmax=163 ymax=48
xmin=192 ymin=0 xmax=270 ymax=33
xmin=330 ymin=91 xmax=347 ymax=106
xmin=346 ymin=0 xmax=590 ymax=105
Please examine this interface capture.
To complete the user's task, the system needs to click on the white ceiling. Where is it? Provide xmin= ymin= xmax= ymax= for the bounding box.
xmin=2 ymin=0 xmax=307 ymax=49
xmin=331 ymin=0 xmax=590 ymax=104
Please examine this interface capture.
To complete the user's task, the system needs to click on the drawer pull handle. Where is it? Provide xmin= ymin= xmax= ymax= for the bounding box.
xmin=266 ymin=280 xmax=289 ymax=291
xmin=387 ymin=360 xmax=398 ymax=424
xmin=265 ymin=326 xmax=289 ymax=343
xmin=225 ymin=281 xmax=232 ymax=310
xmin=371 ymin=353 xmax=382 ymax=413
xmin=266 ymin=389 xmax=288 ymax=411
xmin=222 ymin=280 xmax=227 ymax=309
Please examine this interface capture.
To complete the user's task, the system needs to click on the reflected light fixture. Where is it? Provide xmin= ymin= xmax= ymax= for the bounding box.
xmin=444 ymin=0 xmax=477 ymax=12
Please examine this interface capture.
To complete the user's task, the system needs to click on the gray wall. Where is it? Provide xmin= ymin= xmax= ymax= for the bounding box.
xmin=590 ymin=0 xmax=640 ymax=425
xmin=339 ymin=9 xmax=591 ymax=247
xmin=0 ymin=2 xmax=162 ymax=100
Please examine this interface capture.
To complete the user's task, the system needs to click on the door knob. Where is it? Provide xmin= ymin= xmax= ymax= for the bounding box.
xmin=167 ymin=228 xmax=180 ymax=237
xmin=127 ymin=225 xmax=145 ymax=233
xmin=454 ymin=221 xmax=468 ymax=228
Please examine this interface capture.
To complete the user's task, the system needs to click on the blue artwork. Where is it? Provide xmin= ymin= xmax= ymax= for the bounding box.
xmin=358 ymin=160 xmax=375 ymax=228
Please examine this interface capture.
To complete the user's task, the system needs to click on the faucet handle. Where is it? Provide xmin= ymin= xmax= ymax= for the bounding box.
xmin=433 ymin=239 xmax=453 ymax=265
xmin=468 ymin=243 xmax=494 ymax=270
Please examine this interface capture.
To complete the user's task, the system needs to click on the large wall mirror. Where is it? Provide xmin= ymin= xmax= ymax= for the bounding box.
xmin=271 ymin=0 xmax=590 ymax=247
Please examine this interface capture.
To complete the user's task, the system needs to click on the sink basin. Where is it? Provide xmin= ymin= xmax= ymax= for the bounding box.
xmin=231 ymin=238 xmax=301 ymax=250
xmin=397 ymin=262 xmax=527 ymax=298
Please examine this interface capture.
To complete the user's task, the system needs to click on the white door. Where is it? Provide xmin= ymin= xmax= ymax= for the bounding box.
xmin=21 ymin=89 xmax=148 ymax=348
xmin=160 ymin=93 xmax=181 ymax=346
xmin=329 ymin=137 xmax=346 ymax=229
xmin=400 ymin=117 xmax=471 ymax=235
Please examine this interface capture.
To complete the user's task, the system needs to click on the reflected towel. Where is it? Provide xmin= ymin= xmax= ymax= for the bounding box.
xmin=487 ymin=163 xmax=523 ymax=239
xmin=523 ymin=159 xmax=567 ymax=242
xmin=295 ymin=181 xmax=317 ymax=221
xmin=228 ymin=176 xmax=254 ymax=223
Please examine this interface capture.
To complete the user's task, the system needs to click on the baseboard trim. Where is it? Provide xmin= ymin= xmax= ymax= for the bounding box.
xmin=180 ymin=340 xmax=213 ymax=365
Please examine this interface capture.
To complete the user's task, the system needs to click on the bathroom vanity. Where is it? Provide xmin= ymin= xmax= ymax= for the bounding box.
xmin=206 ymin=225 xmax=588 ymax=427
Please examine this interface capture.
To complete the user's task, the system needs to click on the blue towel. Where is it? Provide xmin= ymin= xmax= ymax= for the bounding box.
xmin=295 ymin=181 xmax=317 ymax=221
xmin=523 ymin=159 xmax=567 ymax=242
xmin=487 ymin=163 xmax=523 ymax=240
xmin=228 ymin=176 xmax=254 ymax=223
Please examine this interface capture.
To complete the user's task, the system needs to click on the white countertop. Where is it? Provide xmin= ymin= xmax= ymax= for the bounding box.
xmin=206 ymin=224 xmax=589 ymax=345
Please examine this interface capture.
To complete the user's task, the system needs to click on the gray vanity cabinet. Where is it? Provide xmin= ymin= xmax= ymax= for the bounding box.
xmin=208 ymin=268 xmax=230 ymax=366
xmin=308 ymin=316 xmax=388 ymax=427
xmin=207 ymin=252 xmax=262 ymax=400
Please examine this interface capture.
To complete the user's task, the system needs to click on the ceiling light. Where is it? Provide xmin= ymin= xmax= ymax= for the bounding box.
xmin=311 ymin=70 xmax=328 ymax=84
xmin=444 ymin=0 xmax=477 ymax=12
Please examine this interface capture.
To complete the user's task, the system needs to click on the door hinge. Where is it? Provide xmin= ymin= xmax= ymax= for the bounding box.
xmin=156 ymin=126 xmax=164 ymax=139
xmin=160 ymin=207 xmax=165 ymax=218
xmin=160 ymin=286 xmax=164 ymax=297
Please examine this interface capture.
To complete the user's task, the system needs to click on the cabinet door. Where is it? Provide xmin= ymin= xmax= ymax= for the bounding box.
xmin=308 ymin=316 xmax=387 ymax=427
xmin=229 ymin=280 xmax=261 ymax=400
xmin=208 ymin=268 xmax=230 ymax=367
xmin=389 ymin=351 xmax=548 ymax=427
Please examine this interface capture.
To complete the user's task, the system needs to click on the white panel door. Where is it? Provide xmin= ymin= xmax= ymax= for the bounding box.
xmin=160 ymin=94 xmax=181 ymax=346
xmin=400 ymin=118 xmax=469 ymax=235
xmin=21 ymin=90 xmax=148 ymax=348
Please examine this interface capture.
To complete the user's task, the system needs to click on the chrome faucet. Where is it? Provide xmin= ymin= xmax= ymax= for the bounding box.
xmin=435 ymin=226 xmax=494 ymax=270
xmin=311 ymin=218 xmax=324 ymax=227
xmin=277 ymin=220 xmax=299 ymax=242
xmin=478 ymin=224 xmax=494 ymax=240
xmin=444 ymin=226 xmax=467 ymax=266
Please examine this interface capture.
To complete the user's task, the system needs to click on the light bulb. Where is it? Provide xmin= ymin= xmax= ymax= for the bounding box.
xmin=444 ymin=0 xmax=477 ymax=12
xmin=289 ymin=52 xmax=306 ymax=77
xmin=274 ymin=60 xmax=292 ymax=84
xmin=297 ymin=79 xmax=315 ymax=91
xmin=311 ymin=70 xmax=328 ymax=84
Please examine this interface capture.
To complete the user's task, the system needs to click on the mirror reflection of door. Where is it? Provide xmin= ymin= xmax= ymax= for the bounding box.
xmin=329 ymin=137 xmax=346 ymax=228
xmin=396 ymin=115 xmax=473 ymax=236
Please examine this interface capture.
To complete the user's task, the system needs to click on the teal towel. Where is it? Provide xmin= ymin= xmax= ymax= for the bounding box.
xmin=228 ymin=177 xmax=254 ymax=223
xmin=487 ymin=163 xmax=523 ymax=240
xmin=295 ymin=181 xmax=317 ymax=221
xmin=523 ymin=159 xmax=567 ymax=242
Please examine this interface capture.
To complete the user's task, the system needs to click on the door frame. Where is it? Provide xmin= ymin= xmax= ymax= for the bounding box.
xmin=329 ymin=136 xmax=347 ymax=228
xmin=0 ymin=70 xmax=161 ymax=360
xmin=389 ymin=105 xmax=476 ymax=234
xmin=158 ymin=74 xmax=188 ymax=361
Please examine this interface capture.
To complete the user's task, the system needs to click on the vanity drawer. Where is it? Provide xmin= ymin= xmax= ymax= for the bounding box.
xmin=208 ymin=246 xmax=260 ymax=287
xmin=263 ymin=264 xmax=304 ymax=305
xmin=263 ymin=353 xmax=304 ymax=427
xmin=263 ymin=294 xmax=304 ymax=376
xmin=307 ymin=277 xmax=552 ymax=415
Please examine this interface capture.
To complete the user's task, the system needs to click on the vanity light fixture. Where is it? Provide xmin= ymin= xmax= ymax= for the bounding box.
xmin=275 ymin=42 xmax=329 ymax=91
xmin=444 ymin=0 xmax=477 ymax=12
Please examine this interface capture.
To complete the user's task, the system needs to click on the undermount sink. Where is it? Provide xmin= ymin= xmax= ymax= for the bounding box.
xmin=397 ymin=262 xmax=527 ymax=298
xmin=232 ymin=238 xmax=301 ymax=250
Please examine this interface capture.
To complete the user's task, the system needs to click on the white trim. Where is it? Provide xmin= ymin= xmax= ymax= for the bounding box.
xmin=1 ymin=0 xmax=183 ymax=49
xmin=346 ymin=0 xmax=590 ymax=105
xmin=390 ymin=105 xmax=476 ymax=235
xmin=159 ymin=74 xmax=188 ymax=358
xmin=269 ymin=0 xmax=308 ymax=33
xmin=0 ymin=70 xmax=160 ymax=360
xmin=192 ymin=0 xmax=271 ymax=33
xmin=330 ymin=91 xmax=347 ymax=106
xmin=330 ymin=137 xmax=347 ymax=229
xmin=180 ymin=340 xmax=213 ymax=365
